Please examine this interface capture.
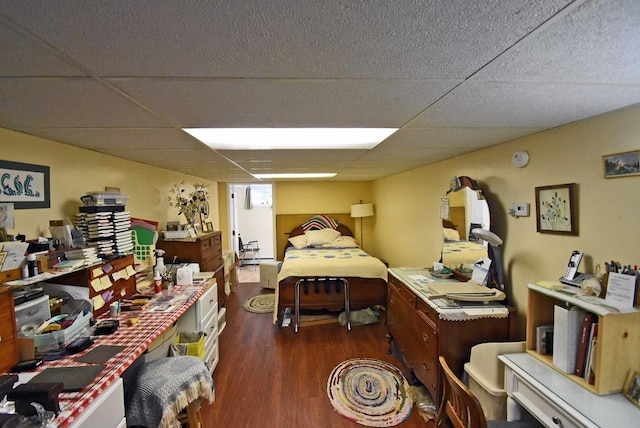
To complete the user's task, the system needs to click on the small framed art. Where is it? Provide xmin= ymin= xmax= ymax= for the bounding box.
xmin=0 ymin=160 xmax=50 ymax=209
xmin=603 ymin=150 xmax=639 ymax=178
xmin=535 ymin=183 xmax=577 ymax=235
xmin=623 ymin=371 xmax=640 ymax=408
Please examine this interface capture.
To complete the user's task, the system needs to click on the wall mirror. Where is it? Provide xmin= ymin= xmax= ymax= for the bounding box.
xmin=440 ymin=177 xmax=491 ymax=268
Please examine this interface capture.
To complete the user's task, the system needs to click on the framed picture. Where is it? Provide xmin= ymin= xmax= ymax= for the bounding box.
xmin=623 ymin=371 xmax=640 ymax=408
xmin=0 ymin=160 xmax=50 ymax=209
xmin=204 ymin=222 xmax=214 ymax=232
xmin=603 ymin=150 xmax=639 ymax=178
xmin=535 ymin=183 xmax=577 ymax=235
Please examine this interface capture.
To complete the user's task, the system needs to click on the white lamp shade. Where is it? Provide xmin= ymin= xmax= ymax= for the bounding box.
xmin=351 ymin=203 xmax=374 ymax=218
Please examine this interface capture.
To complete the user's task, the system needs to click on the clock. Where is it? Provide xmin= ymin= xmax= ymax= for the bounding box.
xmin=512 ymin=151 xmax=530 ymax=168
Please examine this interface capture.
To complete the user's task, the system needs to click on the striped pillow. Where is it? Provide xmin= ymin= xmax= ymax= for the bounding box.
xmin=301 ymin=215 xmax=341 ymax=232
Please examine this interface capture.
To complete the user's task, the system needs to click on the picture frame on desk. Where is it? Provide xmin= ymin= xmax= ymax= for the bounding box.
xmin=623 ymin=370 xmax=640 ymax=408
xmin=0 ymin=160 xmax=50 ymax=209
xmin=535 ymin=183 xmax=577 ymax=235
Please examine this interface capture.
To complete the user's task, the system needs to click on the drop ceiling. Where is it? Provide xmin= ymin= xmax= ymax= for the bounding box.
xmin=1 ymin=0 xmax=639 ymax=182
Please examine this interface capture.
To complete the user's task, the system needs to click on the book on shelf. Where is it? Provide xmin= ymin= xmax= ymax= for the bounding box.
xmin=575 ymin=312 xmax=597 ymax=377
xmin=552 ymin=305 xmax=585 ymax=374
xmin=536 ymin=324 xmax=554 ymax=355
xmin=52 ymin=258 xmax=86 ymax=271
xmin=584 ymin=322 xmax=599 ymax=384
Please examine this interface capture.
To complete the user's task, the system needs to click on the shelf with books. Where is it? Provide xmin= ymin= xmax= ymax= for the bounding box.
xmin=526 ymin=283 xmax=640 ymax=395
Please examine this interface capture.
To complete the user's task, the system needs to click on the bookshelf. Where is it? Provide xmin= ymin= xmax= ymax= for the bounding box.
xmin=526 ymin=283 xmax=640 ymax=395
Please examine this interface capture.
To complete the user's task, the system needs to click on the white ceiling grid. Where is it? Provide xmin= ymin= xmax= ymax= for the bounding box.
xmin=0 ymin=0 xmax=639 ymax=182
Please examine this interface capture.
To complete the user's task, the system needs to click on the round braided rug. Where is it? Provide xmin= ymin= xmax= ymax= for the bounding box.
xmin=327 ymin=358 xmax=413 ymax=427
xmin=242 ymin=293 xmax=275 ymax=313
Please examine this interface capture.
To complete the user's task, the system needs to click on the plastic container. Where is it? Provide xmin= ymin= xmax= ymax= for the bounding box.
xmin=33 ymin=311 xmax=92 ymax=353
xmin=463 ymin=341 xmax=525 ymax=421
xmin=81 ymin=192 xmax=129 ymax=207
xmin=15 ymin=295 xmax=51 ymax=335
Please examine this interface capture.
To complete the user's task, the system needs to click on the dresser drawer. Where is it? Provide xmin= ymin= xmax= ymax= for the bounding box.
xmin=0 ymin=293 xmax=16 ymax=344
xmin=416 ymin=298 xmax=439 ymax=326
xmin=197 ymin=283 xmax=218 ymax=325
xmin=388 ymin=276 xmax=417 ymax=309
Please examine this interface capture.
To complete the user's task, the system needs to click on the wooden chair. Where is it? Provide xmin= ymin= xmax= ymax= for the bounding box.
xmin=436 ymin=356 xmax=540 ymax=428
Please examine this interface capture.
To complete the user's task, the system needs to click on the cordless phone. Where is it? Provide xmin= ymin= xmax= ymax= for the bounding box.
xmin=562 ymin=250 xmax=583 ymax=281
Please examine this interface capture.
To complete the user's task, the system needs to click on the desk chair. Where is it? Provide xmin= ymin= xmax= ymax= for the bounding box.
xmin=126 ymin=356 xmax=214 ymax=428
xmin=436 ymin=356 xmax=539 ymax=428
xmin=238 ymin=235 xmax=260 ymax=267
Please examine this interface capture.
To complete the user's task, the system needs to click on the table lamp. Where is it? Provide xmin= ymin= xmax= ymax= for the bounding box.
xmin=350 ymin=201 xmax=374 ymax=248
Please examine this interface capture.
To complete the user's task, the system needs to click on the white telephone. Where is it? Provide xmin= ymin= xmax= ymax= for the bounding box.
xmin=560 ymin=250 xmax=594 ymax=286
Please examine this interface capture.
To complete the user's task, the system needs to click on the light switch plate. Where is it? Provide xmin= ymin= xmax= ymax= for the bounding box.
xmin=512 ymin=203 xmax=530 ymax=217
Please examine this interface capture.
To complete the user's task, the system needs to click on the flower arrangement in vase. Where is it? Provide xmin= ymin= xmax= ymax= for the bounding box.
xmin=168 ymin=182 xmax=210 ymax=226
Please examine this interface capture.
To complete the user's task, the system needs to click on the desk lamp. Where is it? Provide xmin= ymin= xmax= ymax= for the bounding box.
xmin=471 ymin=228 xmax=508 ymax=304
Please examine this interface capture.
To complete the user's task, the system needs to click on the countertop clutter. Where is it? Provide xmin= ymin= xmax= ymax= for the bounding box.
xmin=0 ymin=279 xmax=216 ymax=427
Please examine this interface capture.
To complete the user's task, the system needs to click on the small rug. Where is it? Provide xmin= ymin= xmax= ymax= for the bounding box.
xmin=242 ymin=293 xmax=275 ymax=313
xmin=327 ymin=358 xmax=413 ymax=427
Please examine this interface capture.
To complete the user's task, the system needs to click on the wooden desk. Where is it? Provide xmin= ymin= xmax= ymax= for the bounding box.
xmin=7 ymin=281 xmax=214 ymax=427
xmin=500 ymin=353 xmax=638 ymax=427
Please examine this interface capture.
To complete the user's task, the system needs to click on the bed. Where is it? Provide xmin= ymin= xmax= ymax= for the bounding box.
xmin=273 ymin=214 xmax=388 ymax=326
xmin=441 ymin=220 xmax=488 ymax=267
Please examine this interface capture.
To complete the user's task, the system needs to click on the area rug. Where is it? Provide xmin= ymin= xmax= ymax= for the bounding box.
xmin=242 ymin=293 xmax=275 ymax=313
xmin=327 ymin=358 xmax=413 ymax=427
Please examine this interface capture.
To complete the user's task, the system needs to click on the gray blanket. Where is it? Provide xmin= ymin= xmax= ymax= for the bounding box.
xmin=126 ymin=356 xmax=215 ymax=428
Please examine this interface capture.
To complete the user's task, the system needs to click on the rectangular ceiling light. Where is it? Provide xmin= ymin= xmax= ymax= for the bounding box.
xmin=252 ymin=173 xmax=337 ymax=179
xmin=183 ymin=128 xmax=397 ymax=150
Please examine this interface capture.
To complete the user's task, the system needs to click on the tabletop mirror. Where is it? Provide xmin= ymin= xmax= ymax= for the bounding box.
xmin=440 ymin=176 xmax=490 ymax=269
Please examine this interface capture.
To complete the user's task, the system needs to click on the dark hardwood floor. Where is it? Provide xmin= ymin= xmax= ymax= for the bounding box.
xmin=201 ymin=280 xmax=432 ymax=427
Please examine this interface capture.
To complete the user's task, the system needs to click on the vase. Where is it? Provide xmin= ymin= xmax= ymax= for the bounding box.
xmin=183 ymin=207 xmax=197 ymax=226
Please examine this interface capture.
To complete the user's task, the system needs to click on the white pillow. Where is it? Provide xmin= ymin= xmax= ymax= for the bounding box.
xmin=305 ymin=228 xmax=341 ymax=247
xmin=323 ymin=236 xmax=358 ymax=248
xmin=443 ymin=227 xmax=460 ymax=241
xmin=288 ymin=235 xmax=308 ymax=249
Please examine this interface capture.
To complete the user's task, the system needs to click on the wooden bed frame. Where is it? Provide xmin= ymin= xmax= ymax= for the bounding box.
xmin=275 ymin=214 xmax=387 ymax=326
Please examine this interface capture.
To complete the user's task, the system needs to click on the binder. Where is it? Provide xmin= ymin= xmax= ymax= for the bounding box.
xmin=575 ymin=313 xmax=597 ymax=377
xmin=552 ymin=305 xmax=585 ymax=374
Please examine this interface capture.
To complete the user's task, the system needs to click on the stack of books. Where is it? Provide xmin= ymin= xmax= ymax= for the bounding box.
xmin=77 ymin=193 xmax=132 ymax=257
xmin=64 ymin=248 xmax=101 ymax=266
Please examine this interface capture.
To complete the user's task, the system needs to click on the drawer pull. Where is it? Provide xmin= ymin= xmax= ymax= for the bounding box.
xmin=422 ymin=332 xmax=430 ymax=343
xmin=390 ymin=295 xmax=396 ymax=304
xmin=552 ymin=417 xmax=562 ymax=426
xmin=209 ymin=299 xmax=215 ymax=305
xmin=422 ymin=361 xmax=430 ymax=371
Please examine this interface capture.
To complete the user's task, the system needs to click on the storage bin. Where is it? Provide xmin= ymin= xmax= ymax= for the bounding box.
xmin=132 ymin=230 xmax=155 ymax=268
xmin=33 ymin=311 xmax=92 ymax=353
xmin=81 ymin=192 xmax=129 ymax=207
xmin=463 ymin=341 xmax=525 ymax=421
xmin=15 ymin=295 xmax=51 ymax=335
xmin=170 ymin=332 xmax=205 ymax=360
xmin=143 ymin=323 xmax=177 ymax=363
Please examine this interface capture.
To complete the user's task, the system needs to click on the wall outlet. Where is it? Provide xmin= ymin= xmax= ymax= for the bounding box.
xmin=512 ymin=203 xmax=530 ymax=217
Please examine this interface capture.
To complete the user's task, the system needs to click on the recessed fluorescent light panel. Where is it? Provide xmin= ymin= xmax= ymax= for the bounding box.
xmin=183 ymin=128 xmax=397 ymax=150
xmin=252 ymin=173 xmax=337 ymax=179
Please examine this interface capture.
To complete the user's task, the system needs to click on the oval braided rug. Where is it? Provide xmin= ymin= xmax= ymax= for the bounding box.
xmin=242 ymin=293 xmax=275 ymax=313
xmin=327 ymin=358 xmax=413 ymax=427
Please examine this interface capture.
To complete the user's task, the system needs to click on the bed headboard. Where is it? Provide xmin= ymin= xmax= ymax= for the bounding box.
xmin=275 ymin=213 xmax=355 ymax=260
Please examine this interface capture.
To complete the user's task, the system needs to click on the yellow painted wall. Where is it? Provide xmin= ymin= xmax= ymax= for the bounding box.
xmin=273 ymin=181 xmax=373 ymax=245
xmin=371 ymin=104 xmax=640 ymax=337
xmin=0 ymin=128 xmax=219 ymax=239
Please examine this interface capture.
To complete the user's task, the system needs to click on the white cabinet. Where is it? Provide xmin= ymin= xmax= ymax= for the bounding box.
xmin=69 ymin=378 xmax=126 ymax=428
xmin=177 ymin=281 xmax=219 ymax=372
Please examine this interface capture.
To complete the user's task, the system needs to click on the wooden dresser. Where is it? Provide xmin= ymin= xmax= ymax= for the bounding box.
xmin=0 ymin=288 xmax=18 ymax=373
xmin=158 ymin=231 xmax=225 ymax=307
xmin=387 ymin=269 xmax=511 ymax=404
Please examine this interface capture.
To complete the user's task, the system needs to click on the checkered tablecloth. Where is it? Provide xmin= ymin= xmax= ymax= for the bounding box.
xmin=32 ymin=283 xmax=209 ymax=427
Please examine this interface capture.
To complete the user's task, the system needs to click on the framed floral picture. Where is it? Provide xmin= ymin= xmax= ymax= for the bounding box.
xmin=535 ymin=183 xmax=577 ymax=235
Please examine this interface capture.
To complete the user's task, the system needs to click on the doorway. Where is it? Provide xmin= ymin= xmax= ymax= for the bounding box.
xmin=227 ymin=184 xmax=274 ymax=271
